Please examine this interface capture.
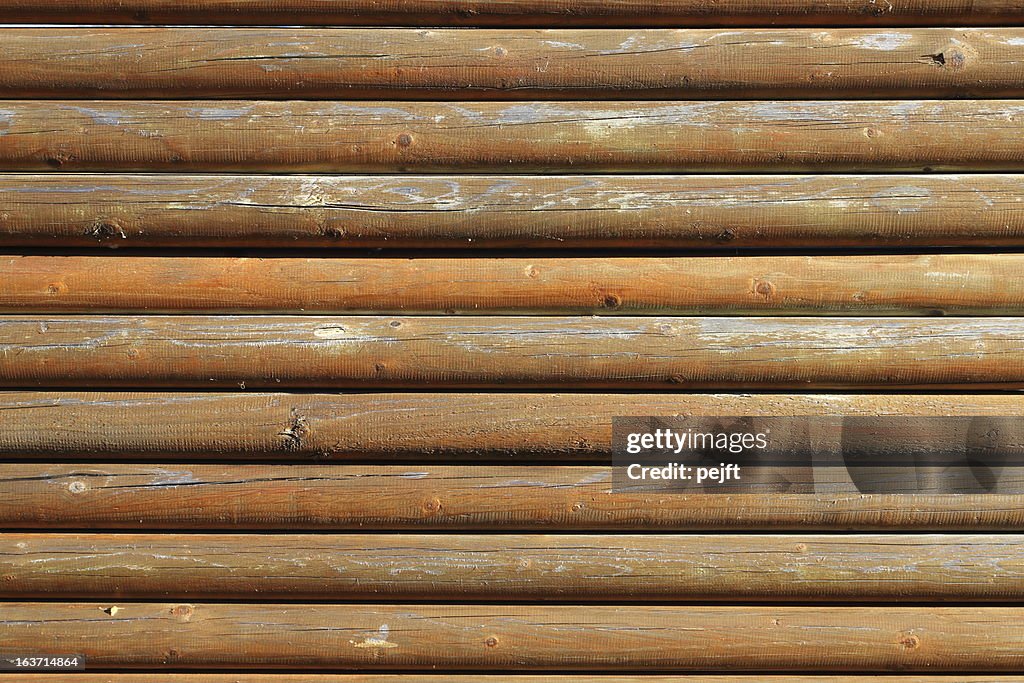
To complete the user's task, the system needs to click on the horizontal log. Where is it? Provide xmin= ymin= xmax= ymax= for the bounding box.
xmin=3 ymin=254 xmax=1023 ymax=315
xmin=4 ymin=603 xmax=1024 ymax=671
xmin=1 ymin=316 xmax=1023 ymax=389
xmin=17 ymin=678 xmax=1024 ymax=683
xmin=3 ymin=533 xmax=1022 ymax=601
xmin=0 ymin=0 xmax=1021 ymax=26
xmin=3 ymin=464 xmax=1023 ymax=530
xmin=4 ymin=28 xmax=1023 ymax=100
xmin=2 ymin=101 xmax=1024 ymax=172
xmin=3 ymin=392 xmax=1022 ymax=460
xmin=6 ymin=174 xmax=1024 ymax=250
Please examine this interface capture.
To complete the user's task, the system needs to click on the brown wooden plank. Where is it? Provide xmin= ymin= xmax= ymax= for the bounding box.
xmin=4 ymin=255 xmax=1024 ymax=315
xmin=3 ymin=28 xmax=1022 ymax=100
xmin=2 ymin=464 xmax=1022 ymax=530
xmin=3 ymin=533 xmax=1022 ymax=601
xmin=5 ymin=174 xmax=1024 ymax=250
xmin=0 ymin=316 xmax=1022 ymax=389
xmin=1 ymin=392 xmax=1022 ymax=461
xmin=3 ymin=602 xmax=1024 ymax=671
xmin=18 ymin=677 xmax=1024 ymax=683
xmin=0 ymin=0 xmax=1021 ymax=26
xmin=2 ymin=101 xmax=1024 ymax=173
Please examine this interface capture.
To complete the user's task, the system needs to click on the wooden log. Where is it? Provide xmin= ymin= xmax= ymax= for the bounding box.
xmin=3 ymin=392 xmax=1022 ymax=461
xmin=3 ymin=28 xmax=1023 ymax=100
xmin=4 ymin=254 xmax=1024 ymax=315
xmin=0 ymin=316 xmax=1023 ymax=389
xmin=2 ymin=101 xmax=1024 ymax=173
xmin=2 ymin=464 xmax=1023 ymax=530
xmin=3 ymin=533 xmax=1023 ymax=601
xmin=14 ymin=678 xmax=1024 ymax=683
xmin=0 ymin=0 xmax=1022 ymax=26
xmin=3 ymin=602 xmax=1024 ymax=671
xmin=5 ymin=174 xmax=1024 ymax=250
xmin=18 ymin=677 xmax=1024 ymax=683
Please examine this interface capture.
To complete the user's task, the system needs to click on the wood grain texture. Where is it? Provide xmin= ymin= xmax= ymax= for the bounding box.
xmin=3 ymin=28 xmax=1023 ymax=100
xmin=3 ymin=602 xmax=1024 ymax=671
xmin=6 ymin=174 xmax=1024 ymax=250
xmin=3 ymin=101 xmax=1024 ymax=173
xmin=0 ymin=0 xmax=1022 ymax=26
xmin=1 ymin=316 xmax=1022 ymax=389
xmin=4 ymin=254 xmax=1024 ymax=315
xmin=3 ymin=392 xmax=1021 ymax=461
xmin=2 ymin=464 xmax=1023 ymax=530
xmin=3 ymin=533 xmax=1023 ymax=601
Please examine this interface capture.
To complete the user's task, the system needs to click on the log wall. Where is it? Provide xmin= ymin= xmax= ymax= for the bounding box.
xmin=0 ymin=3 xmax=1021 ymax=681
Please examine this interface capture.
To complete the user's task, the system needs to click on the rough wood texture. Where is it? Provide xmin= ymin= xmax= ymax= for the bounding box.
xmin=1 ymin=316 xmax=1022 ymax=389
xmin=4 ymin=254 xmax=1024 ymax=315
xmin=0 ymin=0 xmax=1021 ymax=26
xmin=2 ymin=464 xmax=1023 ymax=530
xmin=3 ymin=392 xmax=1021 ymax=461
xmin=4 ymin=533 xmax=1023 ymax=601
xmin=3 ymin=101 xmax=1024 ymax=173
xmin=4 ymin=602 xmax=1024 ymax=671
xmin=6 ymin=174 xmax=1024 ymax=250
xmin=4 ymin=29 xmax=1023 ymax=100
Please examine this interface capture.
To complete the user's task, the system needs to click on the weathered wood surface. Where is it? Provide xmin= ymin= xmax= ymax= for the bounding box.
xmin=2 ymin=392 xmax=1020 ymax=460
xmin=3 ymin=101 xmax=1024 ymax=173
xmin=6 ymin=174 xmax=1024 ymax=250
xmin=4 ymin=603 xmax=1024 ymax=671
xmin=1 ymin=0 xmax=1022 ymax=26
xmin=4 ymin=254 xmax=1024 ymax=315
xmin=1 ymin=316 xmax=1022 ymax=389
xmin=3 ymin=465 xmax=1023 ymax=530
xmin=4 ymin=533 xmax=1022 ymax=601
xmin=4 ymin=28 xmax=1023 ymax=100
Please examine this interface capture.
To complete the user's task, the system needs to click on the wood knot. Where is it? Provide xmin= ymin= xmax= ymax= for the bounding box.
xmin=46 ymin=282 xmax=67 ymax=296
xmin=321 ymin=225 xmax=346 ymax=239
xmin=90 ymin=219 xmax=127 ymax=240
xmin=278 ymin=409 xmax=309 ymax=450
xmin=390 ymin=320 xmax=403 ymax=328
xmin=68 ymin=481 xmax=87 ymax=494
xmin=601 ymin=293 xmax=622 ymax=309
xmin=494 ymin=47 xmax=508 ymax=57
xmin=570 ymin=502 xmax=585 ymax=512
xmin=752 ymin=279 xmax=775 ymax=299
xmin=795 ymin=543 xmax=808 ymax=553
xmin=484 ymin=636 xmax=500 ymax=647
xmin=396 ymin=133 xmax=414 ymax=147
xmin=524 ymin=265 xmax=539 ymax=279
xmin=900 ymin=634 xmax=921 ymax=650
xmin=423 ymin=497 xmax=443 ymax=514
xmin=170 ymin=605 xmax=194 ymax=621
xmin=716 ymin=227 xmax=736 ymax=242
